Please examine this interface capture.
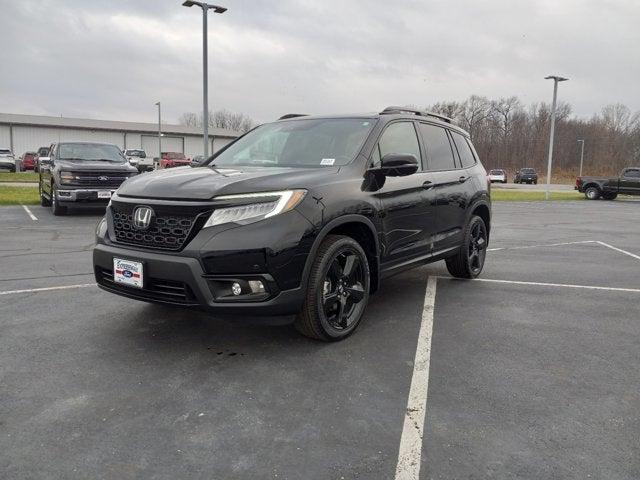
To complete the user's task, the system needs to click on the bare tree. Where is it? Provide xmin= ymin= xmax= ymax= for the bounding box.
xmin=178 ymin=109 xmax=255 ymax=133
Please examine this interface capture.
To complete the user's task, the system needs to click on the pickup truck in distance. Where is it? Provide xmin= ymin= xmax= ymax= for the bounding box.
xmin=576 ymin=167 xmax=640 ymax=199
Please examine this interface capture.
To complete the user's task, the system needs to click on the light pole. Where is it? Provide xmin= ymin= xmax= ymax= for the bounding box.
xmin=155 ymin=101 xmax=162 ymax=168
xmin=182 ymin=1 xmax=227 ymax=160
xmin=577 ymin=139 xmax=585 ymax=177
xmin=544 ymin=75 xmax=568 ymax=199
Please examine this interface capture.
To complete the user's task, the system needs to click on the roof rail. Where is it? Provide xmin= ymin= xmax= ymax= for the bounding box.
xmin=278 ymin=113 xmax=309 ymax=120
xmin=380 ymin=106 xmax=452 ymax=124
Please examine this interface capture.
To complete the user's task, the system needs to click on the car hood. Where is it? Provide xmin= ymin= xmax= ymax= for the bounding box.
xmin=116 ymin=165 xmax=339 ymax=200
xmin=57 ymin=160 xmax=136 ymax=173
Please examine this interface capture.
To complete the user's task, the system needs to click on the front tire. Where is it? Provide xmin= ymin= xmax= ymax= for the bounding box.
xmin=51 ymin=185 xmax=67 ymax=215
xmin=584 ymin=186 xmax=600 ymax=200
xmin=602 ymin=192 xmax=617 ymax=200
xmin=446 ymin=215 xmax=488 ymax=279
xmin=295 ymin=235 xmax=370 ymax=341
xmin=39 ymin=179 xmax=51 ymax=206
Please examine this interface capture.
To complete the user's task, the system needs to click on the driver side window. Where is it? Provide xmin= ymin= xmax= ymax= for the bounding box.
xmin=372 ymin=122 xmax=422 ymax=170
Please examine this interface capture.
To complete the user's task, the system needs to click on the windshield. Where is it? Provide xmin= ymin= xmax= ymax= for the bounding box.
xmin=125 ymin=150 xmax=146 ymax=158
xmin=58 ymin=143 xmax=125 ymax=163
xmin=490 ymin=170 xmax=503 ymax=174
xmin=164 ymin=152 xmax=186 ymax=160
xmin=0 ymin=149 xmax=12 ymax=155
xmin=521 ymin=168 xmax=535 ymax=173
xmin=207 ymin=118 xmax=375 ymax=168
xmin=38 ymin=147 xmax=49 ymax=156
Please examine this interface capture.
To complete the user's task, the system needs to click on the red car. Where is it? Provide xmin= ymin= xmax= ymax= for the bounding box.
xmin=159 ymin=152 xmax=190 ymax=169
xmin=21 ymin=151 xmax=37 ymax=171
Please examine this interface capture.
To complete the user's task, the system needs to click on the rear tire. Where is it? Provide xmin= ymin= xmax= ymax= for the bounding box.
xmin=295 ymin=235 xmax=370 ymax=342
xmin=446 ymin=215 xmax=488 ymax=279
xmin=584 ymin=186 xmax=600 ymax=200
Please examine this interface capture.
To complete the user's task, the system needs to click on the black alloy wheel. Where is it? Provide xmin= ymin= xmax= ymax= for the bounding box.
xmin=295 ymin=235 xmax=370 ymax=341
xmin=446 ymin=215 xmax=488 ymax=279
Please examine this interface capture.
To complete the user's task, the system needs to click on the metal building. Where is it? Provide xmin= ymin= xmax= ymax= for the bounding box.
xmin=0 ymin=113 xmax=240 ymax=158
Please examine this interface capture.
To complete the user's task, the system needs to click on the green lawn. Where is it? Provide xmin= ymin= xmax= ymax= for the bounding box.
xmin=0 ymin=186 xmax=40 ymax=205
xmin=491 ymin=189 xmax=584 ymax=201
xmin=0 ymin=172 xmax=39 ymax=183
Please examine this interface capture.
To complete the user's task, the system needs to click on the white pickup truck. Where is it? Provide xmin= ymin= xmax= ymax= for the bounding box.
xmin=0 ymin=148 xmax=16 ymax=172
xmin=123 ymin=149 xmax=153 ymax=172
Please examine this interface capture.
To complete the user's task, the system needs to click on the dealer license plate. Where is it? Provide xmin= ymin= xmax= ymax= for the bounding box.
xmin=113 ymin=258 xmax=143 ymax=288
xmin=98 ymin=190 xmax=112 ymax=199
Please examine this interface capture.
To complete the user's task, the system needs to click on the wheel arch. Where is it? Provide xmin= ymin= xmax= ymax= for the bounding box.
xmin=468 ymin=199 xmax=491 ymax=235
xmin=302 ymin=215 xmax=381 ymax=294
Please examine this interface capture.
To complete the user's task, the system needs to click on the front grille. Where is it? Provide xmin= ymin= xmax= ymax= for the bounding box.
xmin=110 ymin=201 xmax=211 ymax=251
xmin=96 ymin=267 xmax=197 ymax=304
xmin=69 ymin=171 xmax=130 ymax=188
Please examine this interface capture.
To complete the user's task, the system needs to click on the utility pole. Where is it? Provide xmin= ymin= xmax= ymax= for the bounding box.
xmin=182 ymin=1 xmax=227 ymax=160
xmin=544 ymin=75 xmax=569 ymax=200
xmin=155 ymin=101 xmax=162 ymax=168
xmin=577 ymin=139 xmax=585 ymax=177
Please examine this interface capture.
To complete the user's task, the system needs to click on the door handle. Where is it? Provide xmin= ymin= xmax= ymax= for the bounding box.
xmin=458 ymin=176 xmax=469 ymax=183
xmin=422 ymin=180 xmax=434 ymax=190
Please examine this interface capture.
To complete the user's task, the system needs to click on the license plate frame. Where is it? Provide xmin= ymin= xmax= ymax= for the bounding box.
xmin=113 ymin=258 xmax=143 ymax=289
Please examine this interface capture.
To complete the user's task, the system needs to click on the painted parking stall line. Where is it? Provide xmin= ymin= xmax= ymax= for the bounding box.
xmin=21 ymin=204 xmax=38 ymax=221
xmin=0 ymin=283 xmax=96 ymax=296
xmin=394 ymin=276 xmax=437 ymax=480
xmin=596 ymin=241 xmax=640 ymax=262
xmin=439 ymin=276 xmax=640 ymax=293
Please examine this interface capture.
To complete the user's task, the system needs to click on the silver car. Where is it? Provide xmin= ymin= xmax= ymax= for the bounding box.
xmin=0 ymin=148 xmax=16 ymax=172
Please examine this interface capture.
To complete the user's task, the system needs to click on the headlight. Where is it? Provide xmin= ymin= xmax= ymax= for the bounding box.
xmin=95 ymin=217 xmax=107 ymax=237
xmin=60 ymin=171 xmax=75 ymax=184
xmin=204 ymin=190 xmax=307 ymax=228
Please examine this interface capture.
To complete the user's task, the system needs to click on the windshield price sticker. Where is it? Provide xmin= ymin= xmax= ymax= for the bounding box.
xmin=320 ymin=158 xmax=335 ymax=166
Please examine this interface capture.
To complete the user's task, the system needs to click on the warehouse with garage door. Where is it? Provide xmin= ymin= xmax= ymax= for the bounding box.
xmin=0 ymin=113 xmax=240 ymax=160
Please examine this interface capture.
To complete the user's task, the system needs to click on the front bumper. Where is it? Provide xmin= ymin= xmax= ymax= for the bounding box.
xmin=93 ymin=243 xmax=305 ymax=316
xmin=56 ymin=188 xmax=117 ymax=202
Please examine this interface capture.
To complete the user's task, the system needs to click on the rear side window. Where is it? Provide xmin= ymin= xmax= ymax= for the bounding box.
xmin=373 ymin=122 xmax=422 ymax=170
xmin=450 ymin=132 xmax=476 ymax=168
xmin=418 ymin=123 xmax=456 ymax=171
xmin=624 ymin=169 xmax=640 ymax=178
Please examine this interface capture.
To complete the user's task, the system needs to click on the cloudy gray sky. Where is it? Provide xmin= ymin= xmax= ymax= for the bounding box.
xmin=1 ymin=0 xmax=639 ymax=125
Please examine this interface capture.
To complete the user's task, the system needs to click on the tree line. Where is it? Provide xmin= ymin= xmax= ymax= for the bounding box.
xmin=428 ymin=96 xmax=640 ymax=178
xmin=178 ymin=109 xmax=255 ymax=133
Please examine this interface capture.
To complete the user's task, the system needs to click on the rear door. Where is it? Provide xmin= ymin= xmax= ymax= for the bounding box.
xmin=372 ymin=121 xmax=437 ymax=267
xmin=619 ymin=168 xmax=640 ymax=194
xmin=418 ymin=123 xmax=471 ymax=254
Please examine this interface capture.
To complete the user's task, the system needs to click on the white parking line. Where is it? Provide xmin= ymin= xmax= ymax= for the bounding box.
xmin=487 ymin=240 xmax=595 ymax=252
xmin=394 ymin=276 xmax=437 ymax=480
xmin=0 ymin=283 xmax=96 ymax=296
xmin=439 ymin=277 xmax=640 ymax=293
xmin=21 ymin=204 xmax=38 ymax=221
xmin=595 ymin=241 xmax=640 ymax=262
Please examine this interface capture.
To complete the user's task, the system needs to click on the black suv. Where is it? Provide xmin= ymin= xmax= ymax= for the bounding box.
xmin=514 ymin=167 xmax=538 ymax=184
xmin=94 ymin=107 xmax=491 ymax=341
xmin=39 ymin=142 xmax=138 ymax=215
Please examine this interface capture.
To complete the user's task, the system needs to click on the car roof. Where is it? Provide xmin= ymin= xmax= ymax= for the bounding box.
xmin=272 ymin=110 xmax=471 ymax=137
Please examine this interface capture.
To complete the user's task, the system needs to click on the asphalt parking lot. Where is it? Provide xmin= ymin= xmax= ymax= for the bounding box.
xmin=1 ymin=200 xmax=639 ymax=479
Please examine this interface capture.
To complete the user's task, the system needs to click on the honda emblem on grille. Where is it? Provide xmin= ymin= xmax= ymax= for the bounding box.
xmin=98 ymin=175 xmax=109 ymax=181
xmin=132 ymin=206 xmax=154 ymax=230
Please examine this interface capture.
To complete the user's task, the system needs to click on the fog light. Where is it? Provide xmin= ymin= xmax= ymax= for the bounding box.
xmin=248 ymin=280 xmax=265 ymax=293
xmin=231 ymin=282 xmax=242 ymax=296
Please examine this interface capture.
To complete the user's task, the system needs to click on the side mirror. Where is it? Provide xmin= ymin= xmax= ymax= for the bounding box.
xmin=377 ymin=153 xmax=419 ymax=177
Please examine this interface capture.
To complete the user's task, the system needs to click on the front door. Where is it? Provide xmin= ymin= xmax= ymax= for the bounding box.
xmin=620 ymin=168 xmax=640 ymax=194
xmin=371 ymin=121 xmax=437 ymax=268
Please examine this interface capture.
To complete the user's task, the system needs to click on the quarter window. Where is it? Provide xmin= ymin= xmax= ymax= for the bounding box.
xmin=374 ymin=122 xmax=422 ymax=169
xmin=623 ymin=169 xmax=640 ymax=178
xmin=451 ymin=132 xmax=477 ymax=168
xmin=418 ymin=123 xmax=456 ymax=171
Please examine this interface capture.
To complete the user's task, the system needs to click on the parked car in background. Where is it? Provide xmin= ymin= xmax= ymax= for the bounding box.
xmin=34 ymin=146 xmax=51 ymax=173
xmin=0 ymin=148 xmax=16 ymax=172
xmin=576 ymin=167 xmax=640 ymax=200
xmin=21 ymin=151 xmax=37 ymax=171
xmin=191 ymin=155 xmax=205 ymax=167
xmin=159 ymin=152 xmax=190 ymax=169
xmin=123 ymin=149 xmax=153 ymax=172
xmin=38 ymin=142 xmax=138 ymax=215
xmin=488 ymin=169 xmax=507 ymax=183
xmin=514 ymin=168 xmax=538 ymax=184
xmin=93 ymin=107 xmax=491 ymax=341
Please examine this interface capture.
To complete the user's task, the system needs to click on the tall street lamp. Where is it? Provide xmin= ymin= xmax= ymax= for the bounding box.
xmin=544 ymin=75 xmax=569 ymax=200
xmin=182 ymin=1 xmax=227 ymax=160
xmin=155 ymin=101 xmax=162 ymax=168
xmin=577 ymin=139 xmax=585 ymax=177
